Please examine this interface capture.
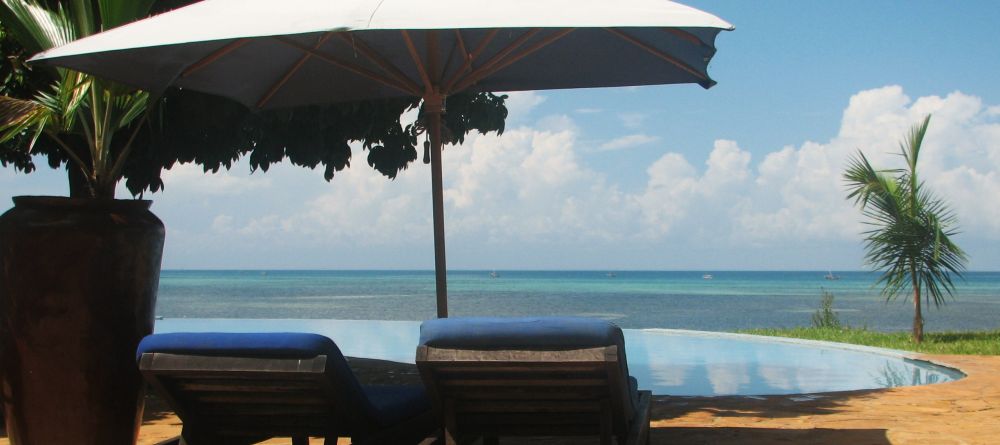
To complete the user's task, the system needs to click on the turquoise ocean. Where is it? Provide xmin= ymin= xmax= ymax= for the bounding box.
xmin=156 ymin=270 xmax=1000 ymax=332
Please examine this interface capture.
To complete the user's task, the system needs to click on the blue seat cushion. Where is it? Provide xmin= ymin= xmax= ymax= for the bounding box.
xmin=627 ymin=376 xmax=640 ymax=412
xmin=136 ymin=332 xmax=431 ymax=428
xmin=419 ymin=316 xmax=623 ymax=349
xmin=362 ymin=385 xmax=431 ymax=427
xmin=136 ymin=332 xmax=337 ymax=361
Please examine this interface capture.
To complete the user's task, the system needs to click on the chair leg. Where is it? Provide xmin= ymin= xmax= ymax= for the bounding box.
xmin=180 ymin=427 xmax=212 ymax=445
xmin=599 ymin=400 xmax=613 ymax=445
xmin=444 ymin=399 xmax=460 ymax=445
xmin=625 ymin=391 xmax=652 ymax=445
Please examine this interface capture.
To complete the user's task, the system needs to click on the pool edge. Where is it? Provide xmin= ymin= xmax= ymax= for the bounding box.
xmin=639 ymin=327 xmax=968 ymax=384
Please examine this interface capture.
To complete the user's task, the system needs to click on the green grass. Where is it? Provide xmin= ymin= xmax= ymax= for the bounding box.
xmin=740 ymin=327 xmax=1000 ymax=356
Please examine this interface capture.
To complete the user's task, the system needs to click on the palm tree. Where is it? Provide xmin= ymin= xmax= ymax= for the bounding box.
xmin=0 ymin=0 xmax=155 ymax=198
xmin=843 ymin=114 xmax=967 ymax=343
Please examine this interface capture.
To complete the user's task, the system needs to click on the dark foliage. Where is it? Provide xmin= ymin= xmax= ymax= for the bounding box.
xmin=1 ymin=2 xmax=509 ymax=197
xmin=0 ymin=20 xmax=68 ymax=173
xmin=121 ymin=89 xmax=507 ymax=196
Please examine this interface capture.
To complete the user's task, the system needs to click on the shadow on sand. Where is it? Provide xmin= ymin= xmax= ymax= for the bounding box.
xmin=646 ymin=390 xmax=893 ymax=444
xmin=652 ymin=388 xmax=882 ymax=420
xmin=652 ymin=426 xmax=890 ymax=444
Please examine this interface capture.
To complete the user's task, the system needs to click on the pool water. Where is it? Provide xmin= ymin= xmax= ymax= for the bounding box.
xmin=156 ymin=319 xmax=963 ymax=396
xmin=624 ymin=329 xmax=962 ymax=395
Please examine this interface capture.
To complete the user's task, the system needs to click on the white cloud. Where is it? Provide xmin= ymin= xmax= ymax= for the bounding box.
xmin=574 ymin=107 xmax=602 ymax=114
xmin=736 ymin=86 xmax=1000 ymax=243
xmin=634 ymin=152 xmax=699 ymax=235
xmin=279 ymin=87 xmax=1000 ymax=246
xmin=633 ymin=140 xmax=752 ymax=238
xmin=500 ymin=91 xmax=546 ymax=121
xmin=211 ymin=214 xmax=233 ymax=232
xmin=154 ymin=85 xmax=1000 ymax=269
xmin=161 ymin=163 xmax=271 ymax=195
xmin=618 ymin=112 xmax=647 ymax=129
xmin=535 ymin=114 xmax=579 ymax=133
xmin=598 ymin=133 xmax=660 ymax=151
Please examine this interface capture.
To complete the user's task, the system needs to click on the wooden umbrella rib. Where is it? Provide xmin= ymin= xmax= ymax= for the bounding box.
xmin=181 ymin=38 xmax=250 ymax=78
xmin=438 ymin=32 xmax=460 ymax=86
xmin=272 ymin=36 xmax=419 ymax=97
xmin=439 ymin=29 xmax=469 ymax=88
xmin=605 ymin=28 xmax=707 ymax=81
xmin=447 ymin=28 xmax=540 ymax=94
xmin=401 ymin=30 xmax=433 ymax=94
xmin=256 ymin=33 xmax=334 ymax=109
xmin=468 ymin=29 xmax=501 ymax=62
xmin=452 ymin=28 xmax=573 ymax=94
xmin=442 ymin=28 xmax=498 ymax=93
xmin=662 ymin=27 xmax=707 ymax=47
xmin=334 ymin=33 xmax=422 ymax=95
xmin=254 ymin=50 xmax=311 ymax=109
xmin=454 ymin=29 xmax=469 ymax=65
xmin=426 ymin=30 xmax=441 ymax=88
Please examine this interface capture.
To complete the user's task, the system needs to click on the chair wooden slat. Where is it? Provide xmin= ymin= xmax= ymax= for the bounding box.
xmin=416 ymin=344 xmax=651 ymax=445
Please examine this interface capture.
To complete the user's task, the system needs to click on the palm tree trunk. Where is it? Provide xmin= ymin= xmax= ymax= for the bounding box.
xmin=66 ymin=163 xmax=91 ymax=198
xmin=911 ymin=266 xmax=923 ymax=343
xmin=64 ymin=144 xmax=116 ymax=198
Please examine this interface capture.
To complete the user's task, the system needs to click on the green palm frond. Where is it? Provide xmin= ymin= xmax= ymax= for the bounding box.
xmin=96 ymin=0 xmax=155 ymax=30
xmin=0 ymin=0 xmax=75 ymax=54
xmin=0 ymin=94 xmax=48 ymax=147
xmin=1 ymin=0 xmax=154 ymax=197
xmin=902 ymin=115 xmax=931 ymax=181
xmin=69 ymin=0 xmax=95 ymax=37
xmin=0 ymin=94 xmax=42 ymax=127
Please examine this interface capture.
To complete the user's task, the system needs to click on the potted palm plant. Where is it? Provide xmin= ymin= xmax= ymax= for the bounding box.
xmin=0 ymin=1 xmax=163 ymax=444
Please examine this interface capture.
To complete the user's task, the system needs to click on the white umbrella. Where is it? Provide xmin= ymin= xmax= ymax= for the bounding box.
xmin=32 ymin=0 xmax=733 ymax=318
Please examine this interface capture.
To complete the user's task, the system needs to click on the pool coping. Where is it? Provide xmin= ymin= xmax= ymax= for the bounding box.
xmin=640 ymin=327 xmax=968 ymax=383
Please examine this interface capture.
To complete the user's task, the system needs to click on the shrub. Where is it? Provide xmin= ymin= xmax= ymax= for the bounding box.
xmin=812 ymin=289 xmax=842 ymax=329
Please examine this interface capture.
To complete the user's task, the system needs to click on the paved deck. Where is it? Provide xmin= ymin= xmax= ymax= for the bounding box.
xmin=3 ymin=354 xmax=998 ymax=444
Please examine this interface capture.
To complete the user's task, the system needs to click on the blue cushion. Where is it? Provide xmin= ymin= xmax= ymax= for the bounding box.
xmin=362 ymin=385 xmax=431 ymax=427
xmin=136 ymin=332 xmax=336 ymax=361
xmin=419 ymin=316 xmax=623 ymax=349
xmin=627 ymin=376 xmax=640 ymax=412
xmin=136 ymin=332 xmax=430 ymax=428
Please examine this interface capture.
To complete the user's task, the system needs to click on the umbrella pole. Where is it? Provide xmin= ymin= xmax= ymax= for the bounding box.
xmin=426 ymin=96 xmax=448 ymax=318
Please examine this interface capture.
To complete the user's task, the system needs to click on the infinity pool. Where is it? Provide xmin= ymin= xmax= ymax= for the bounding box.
xmin=156 ymin=319 xmax=963 ymax=396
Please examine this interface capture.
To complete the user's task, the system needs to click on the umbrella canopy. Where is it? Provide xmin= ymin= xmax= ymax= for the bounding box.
xmin=32 ymin=0 xmax=733 ymax=317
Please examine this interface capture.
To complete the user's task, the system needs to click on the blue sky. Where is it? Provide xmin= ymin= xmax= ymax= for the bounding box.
xmin=3 ymin=1 xmax=1000 ymax=270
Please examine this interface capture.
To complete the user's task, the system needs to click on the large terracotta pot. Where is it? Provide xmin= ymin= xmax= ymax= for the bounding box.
xmin=0 ymin=196 xmax=164 ymax=445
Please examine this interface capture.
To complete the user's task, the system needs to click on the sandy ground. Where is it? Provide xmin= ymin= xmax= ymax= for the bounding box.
xmin=3 ymin=354 xmax=998 ymax=444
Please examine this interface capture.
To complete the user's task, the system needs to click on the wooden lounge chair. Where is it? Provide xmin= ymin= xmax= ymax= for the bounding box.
xmin=415 ymin=317 xmax=651 ymax=445
xmin=137 ymin=332 xmax=433 ymax=445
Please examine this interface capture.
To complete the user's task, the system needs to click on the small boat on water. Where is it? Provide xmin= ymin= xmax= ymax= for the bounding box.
xmin=702 ymin=274 xmax=713 ymax=280
xmin=490 ymin=270 xmax=499 ymax=279
xmin=824 ymin=270 xmax=840 ymax=280
xmin=606 ymin=272 xmax=616 ymax=278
